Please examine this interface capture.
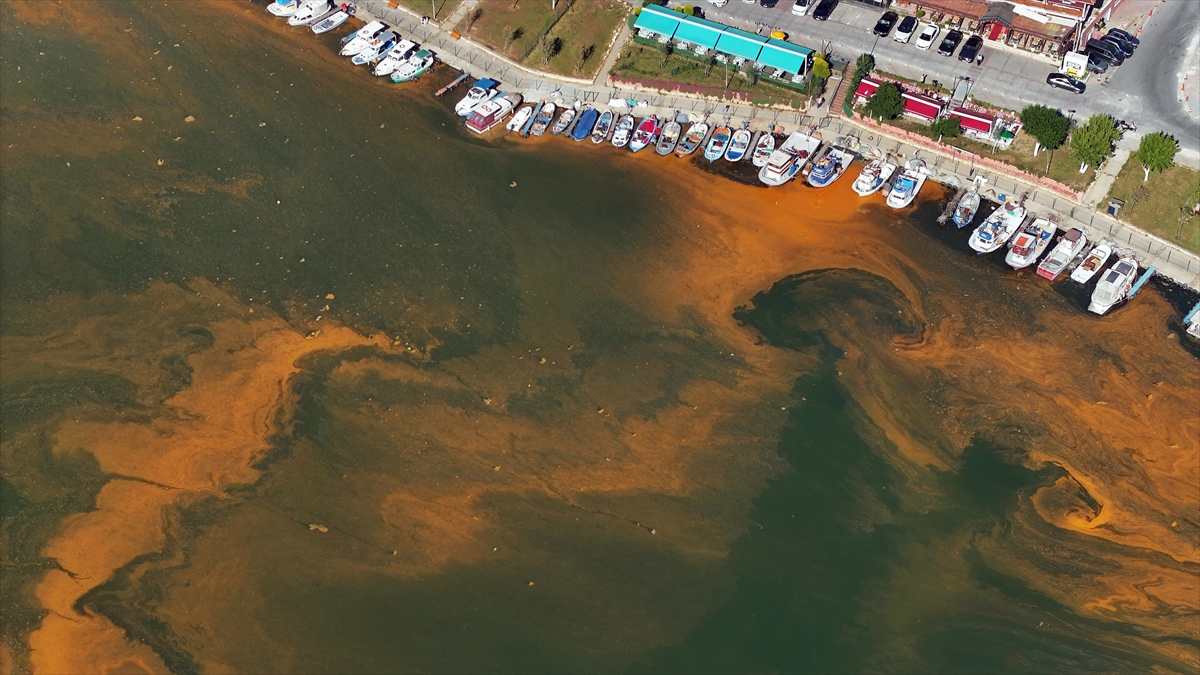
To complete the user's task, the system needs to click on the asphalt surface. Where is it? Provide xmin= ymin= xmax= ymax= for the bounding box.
xmin=701 ymin=0 xmax=1200 ymax=156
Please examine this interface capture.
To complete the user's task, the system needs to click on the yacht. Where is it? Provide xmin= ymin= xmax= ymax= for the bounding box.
xmin=287 ymin=1 xmax=331 ymax=26
xmin=339 ymin=21 xmax=388 ymax=57
xmin=851 ymin=159 xmax=896 ymax=196
xmin=466 ymin=93 xmax=522 ymax=134
xmin=391 ymin=49 xmax=435 ymax=82
xmin=372 ymin=40 xmax=417 ymax=76
xmin=758 ymin=132 xmax=821 ymax=186
xmin=455 ymin=79 xmax=500 ymax=116
xmin=885 ymin=159 xmax=927 ymax=208
xmin=1089 ymin=257 xmax=1138 ymax=315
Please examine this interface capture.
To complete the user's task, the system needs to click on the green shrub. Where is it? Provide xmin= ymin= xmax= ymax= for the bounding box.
xmin=929 ymin=118 xmax=961 ymax=138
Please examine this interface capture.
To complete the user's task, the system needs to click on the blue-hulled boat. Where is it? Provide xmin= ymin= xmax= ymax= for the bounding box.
xmin=571 ymin=108 xmax=599 ymax=142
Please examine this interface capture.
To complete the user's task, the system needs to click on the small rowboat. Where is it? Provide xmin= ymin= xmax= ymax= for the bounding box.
xmin=676 ymin=123 xmax=708 ymax=158
xmin=506 ymin=105 xmax=534 ymax=133
xmin=704 ymin=126 xmax=731 ymax=162
xmin=611 ymin=114 xmax=635 ymax=148
xmin=751 ymin=132 xmax=775 ymax=167
xmin=655 ymin=120 xmax=682 ymax=155
xmin=591 ymin=111 xmax=614 ymax=144
xmin=311 ymin=10 xmax=349 ymax=33
xmin=530 ymin=102 xmax=556 ymax=137
xmin=551 ymin=108 xmax=577 ymax=136
xmin=1070 ymin=241 xmax=1112 ymax=284
xmin=724 ymin=126 xmax=752 ymax=162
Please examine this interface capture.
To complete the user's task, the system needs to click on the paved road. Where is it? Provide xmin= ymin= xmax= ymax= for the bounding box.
xmin=704 ymin=0 xmax=1200 ymax=157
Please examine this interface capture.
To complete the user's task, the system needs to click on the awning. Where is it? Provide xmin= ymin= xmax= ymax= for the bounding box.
xmin=902 ymin=92 xmax=943 ymax=121
xmin=757 ymin=38 xmax=813 ymax=76
xmin=950 ymin=106 xmax=995 ymax=133
xmin=715 ymin=26 xmax=767 ymax=61
xmin=674 ymin=15 xmax=725 ymax=49
xmin=633 ymin=6 xmax=681 ymax=38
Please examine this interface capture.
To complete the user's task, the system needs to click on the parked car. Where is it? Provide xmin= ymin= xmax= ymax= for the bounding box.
xmin=791 ymin=0 xmax=810 ymax=16
xmin=1046 ymin=73 xmax=1085 ymax=94
xmin=812 ymin=0 xmax=837 ymax=21
xmin=1099 ymin=34 xmax=1134 ymax=58
xmin=760 ymin=0 xmax=779 ymax=6
xmin=707 ymin=0 xmax=729 ymax=7
xmin=894 ymin=15 xmax=918 ymax=43
xmin=1085 ymin=39 xmax=1124 ymax=66
xmin=1086 ymin=53 xmax=1109 ymax=74
xmin=873 ymin=11 xmax=898 ymax=37
xmin=1107 ymin=27 xmax=1140 ymax=47
xmin=958 ymin=35 xmax=983 ymax=62
xmin=914 ymin=24 xmax=939 ymax=50
xmin=937 ymin=29 xmax=964 ymax=56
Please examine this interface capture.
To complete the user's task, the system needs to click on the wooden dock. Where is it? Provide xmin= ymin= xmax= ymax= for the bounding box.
xmin=936 ymin=187 xmax=966 ymax=225
xmin=434 ymin=72 xmax=469 ymax=98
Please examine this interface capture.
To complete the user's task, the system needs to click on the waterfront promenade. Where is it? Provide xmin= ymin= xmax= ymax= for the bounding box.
xmin=349 ymin=0 xmax=1199 ymax=291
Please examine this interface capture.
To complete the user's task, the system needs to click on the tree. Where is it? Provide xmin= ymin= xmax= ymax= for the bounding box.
xmin=855 ymin=52 xmax=875 ymax=77
xmin=741 ymin=60 xmax=758 ymax=87
xmin=466 ymin=7 xmax=483 ymax=31
xmin=1019 ymin=104 xmax=1068 ymax=154
xmin=811 ymin=55 xmax=831 ymax=80
xmin=504 ymin=26 xmax=524 ymax=51
xmin=865 ymin=82 xmax=903 ymax=120
xmin=1133 ymin=131 xmax=1180 ymax=181
xmin=540 ymin=35 xmax=562 ymax=64
xmin=1127 ymin=185 xmax=1150 ymax=214
xmin=657 ymin=40 xmax=673 ymax=67
xmin=1072 ymin=114 xmax=1121 ymax=172
xmin=929 ymin=117 xmax=961 ymax=139
xmin=575 ymin=43 xmax=595 ymax=74
xmin=704 ymin=52 xmax=717 ymax=76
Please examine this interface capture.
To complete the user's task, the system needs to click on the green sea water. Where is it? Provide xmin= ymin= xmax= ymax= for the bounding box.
xmin=1 ymin=2 xmax=1196 ymax=674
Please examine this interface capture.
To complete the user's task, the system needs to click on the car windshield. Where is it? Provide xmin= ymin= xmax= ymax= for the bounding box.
xmin=921 ymin=28 xmax=935 ymax=38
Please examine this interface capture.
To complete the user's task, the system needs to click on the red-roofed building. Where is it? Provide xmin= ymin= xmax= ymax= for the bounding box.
xmin=902 ymin=92 xmax=943 ymax=122
xmin=950 ymin=107 xmax=997 ymax=138
xmin=853 ymin=78 xmax=881 ymax=104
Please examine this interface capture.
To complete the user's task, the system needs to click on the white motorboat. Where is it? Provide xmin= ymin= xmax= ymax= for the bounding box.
xmin=851 ymin=159 xmax=897 ymax=196
xmin=806 ymin=145 xmax=854 ymax=188
xmin=390 ymin=49 xmax=434 ymax=82
xmin=1036 ymin=227 xmax=1088 ymax=280
xmin=611 ymin=114 xmax=635 ymax=148
xmin=455 ymin=78 xmax=500 ymax=116
xmin=466 ymin=93 xmax=522 ymax=134
xmin=1005 ymin=218 xmax=1058 ymax=269
xmin=968 ymin=201 xmax=1027 ymax=254
xmin=758 ymin=132 xmax=821 ymax=186
xmin=372 ymin=39 xmax=417 ymax=76
xmin=288 ymin=0 xmax=330 ymax=26
xmin=952 ymin=190 xmax=981 ymax=228
xmin=751 ymin=132 xmax=775 ymax=167
xmin=507 ymin=105 xmax=534 ymax=133
xmin=885 ymin=159 xmax=928 ymax=208
xmin=530 ymin=102 xmax=556 ymax=137
xmin=339 ymin=21 xmax=387 ymax=57
xmin=311 ymin=9 xmax=349 ymax=33
xmin=1089 ymin=257 xmax=1138 ymax=315
xmin=351 ymin=30 xmax=398 ymax=66
xmin=1070 ymin=241 xmax=1112 ymax=284
xmin=268 ymin=0 xmax=301 ymax=17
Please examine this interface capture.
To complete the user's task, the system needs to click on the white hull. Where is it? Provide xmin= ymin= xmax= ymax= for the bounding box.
xmin=507 ymin=105 xmax=534 ymax=132
xmin=968 ymin=204 xmax=1026 ymax=254
xmin=1005 ymin=218 xmax=1058 ymax=269
xmin=751 ymin=133 xmax=775 ymax=167
xmin=885 ymin=172 xmax=926 ymax=208
xmin=758 ymin=132 xmax=821 ymax=187
xmin=268 ymin=0 xmax=301 ymax=17
xmin=852 ymin=160 xmax=896 ymax=196
xmin=311 ymin=10 xmax=349 ymax=33
xmin=1070 ymin=243 xmax=1112 ymax=283
xmin=288 ymin=1 xmax=330 ymax=25
xmin=340 ymin=22 xmax=387 ymax=56
xmin=1089 ymin=257 xmax=1138 ymax=315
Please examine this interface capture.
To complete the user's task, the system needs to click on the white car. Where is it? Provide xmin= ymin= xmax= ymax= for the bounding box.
xmin=707 ymin=0 xmax=729 ymax=7
xmin=791 ymin=0 xmax=810 ymax=15
xmin=893 ymin=15 xmax=918 ymax=43
xmin=914 ymin=24 xmax=940 ymax=50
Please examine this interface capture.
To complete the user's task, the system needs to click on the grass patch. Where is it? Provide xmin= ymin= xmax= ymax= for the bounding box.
xmin=1106 ymin=163 xmax=1200 ymax=252
xmin=610 ymin=43 xmax=810 ymax=109
xmin=393 ymin=0 xmax=465 ymax=22
xmin=457 ymin=0 xmax=627 ymax=79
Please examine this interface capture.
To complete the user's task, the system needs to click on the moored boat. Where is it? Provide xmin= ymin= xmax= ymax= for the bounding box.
xmin=551 ymin=107 xmax=577 ymax=136
xmin=655 ymin=120 xmax=682 ymax=155
xmin=390 ymin=49 xmax=435 ymax=82
xmin=885 ymin=159 xmax=928 ymax=208
xmin=268 ymin=0 xmax=301 ymax=17
xmin=351 ymin=30 xmax=398 ymax=66
xmin=724 ymin=127 xmax=752 ymax=162
xmin=311 ymin=9 xmax=349 ymax=33
xmin=952 ymin=190 xmax=981 ymax=228
xmin=851 ymin=159 xmax=896 ymax=196
xmin=704 ymin=126 xmax=731 ymax=162
xmin=675 ymin=122 xmax=708 ymax=157
xmin=454 ymin=79 xmax=500 ymax=116
xmin=340 ymin=21 xmax=388 ymax=57
xmin=466 ymin=92 xmax=521 ymax=134
xmin=1005 ymin=217 xmax=1058 ymax=269
xmin=968 ymin=201 xmax=1027 ymax=254
xmin=1070 ymin=241 xmax=1112 ymax=283
xmin=758 ymin=132 xmax=821 ymax=186
xmin=806 ymin=146 xmax=854 ymax=188
xmin=1089 ymin=256 xmax=1138 ymax=315
xmin=570 ymin=108 xmax=599 ymax=142
xmin=591 ymin=111 xmax=614 ymax=144
xmin=506 ymin=105 xmax=534 ymax=133
xmin=530 ymin=102 xmax=556 ymax=137
xmin=1036 ymin=227 xmax=1088 ymax=280
xmin=372 ymin=39 xmax=417 ymax=76
xmin=629 ymin=116 xmax=660 ymax=153
xmin=288 ymin=0 xmax=331 ymax=25
xmin=751 ymin=132 xmax=775 ymax=167
xmin=611 ymin=114 xmax=635 ymax=148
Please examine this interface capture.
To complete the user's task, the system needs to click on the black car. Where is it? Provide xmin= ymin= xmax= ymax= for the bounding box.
xmin=1046 ymin=73 xmax=1085 ymax=94
xmin=1085 ymin=39 xmax=1124 ymax=66
xmin=958 ymin=35 xmax=983 ymax=62
xmin=937 ymin=30 xmax=963 ymax=56
xmin=1099 ymin=34 xmax=1134 ymax=58
xmin=812 ymin=0 xmax=837 ymax=21
xmin=873 ymin=10 xmax=898 ymax=37
xmin=759 ymin=0 xmax=778 ymax=7
xmin=1107 ymin=27 xmax=1140 ymax=47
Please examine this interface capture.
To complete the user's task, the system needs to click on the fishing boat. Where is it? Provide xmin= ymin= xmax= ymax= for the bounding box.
xmin=351 ymin=30 xmax=397 ymax=65
xmin=656 ymin=120 xmax=682 ymax=156
xmin=311 ymin=9 xmax=349 ymax=33
xmin=885 ymin=159 xmax=928 ymax=208
xmin=676 ymin=122 xmax=709 ymax=157
xmin=591 ymin=111 xmax=614 ymax=144
xmin=1070 ymin=241 xmax=1112 ymax=284
xmin=629 ymin=116 xmax=660 ymax=153
xmin=751 ymin=133 xmax=775 ymax=167
xmin=466 ymin=92 xmax=521 ymax=134
xmin=758 ymin=132 xmax=822 ymax=187
xmin=454 ymin=79 xmax=500 ymax=116
xmin=372 ymin=39 xmax=417 ymax=76
xmin=1005 ymin=218 xmax=1058 ymax=269
xmin=1036 ymin=227 xmax=1088 ymax=280
xmin=391 ymin=49 xmax=435 ymax=82
xmin=850 ymin=159 xmax=896 ymax=196
xmin=724 ymin=126 xmax=752 ymax=162
xmin=288 ymin=0 xmax=329 ymax=25
xmin=952 ymin=190 xmax=981 ymax=228
xmin=611 ymin=114 xmax=635 ymax=148
xmin=551 ymin=107 xmax=577 ymax=136
xmin=806 ymin=145 xmax=854 ymax=188
xmin=968 ymin=202 xmax=1027 ymax=254
xmin=1089 ymin=257 xmax=1138 ymax=315
xmin=704 ymin=125 xmax=731 ymax=162
xmin=530 ymin=102 xmax=556 ymax=137
xmin=570 ymin=108 xmax=599 ymax=142
xmin=506 ymin=105 xmax=534 ymax=133
xmin=340 ymin=22 xmax=388 ymax=57
xmin=268 ymin=0 xmax=301 ymax=17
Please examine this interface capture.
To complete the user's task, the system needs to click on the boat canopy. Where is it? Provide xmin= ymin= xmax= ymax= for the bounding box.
xmin=757 ymin=39 xmax=812 ymax=76
xmin=632 ymin=6 xmax=681 ymax=39
xmin=715 ymin=27 xmax=767 ymax=61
